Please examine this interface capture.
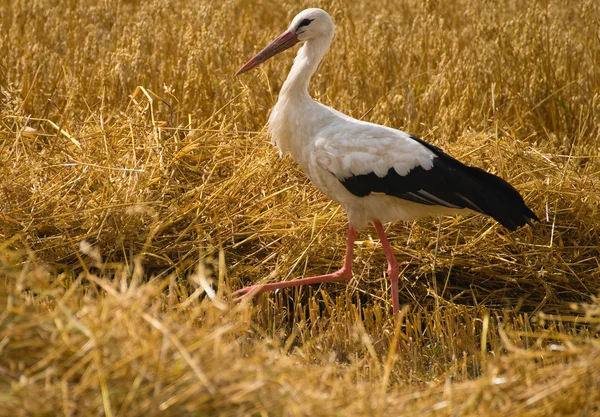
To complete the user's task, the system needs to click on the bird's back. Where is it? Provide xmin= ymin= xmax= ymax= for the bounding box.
xmin=273 ymin=98 xmax=538 ymax=230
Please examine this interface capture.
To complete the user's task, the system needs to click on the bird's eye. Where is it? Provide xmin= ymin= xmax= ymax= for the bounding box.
xmin=297 ymin=18 xmax=313 ymax=30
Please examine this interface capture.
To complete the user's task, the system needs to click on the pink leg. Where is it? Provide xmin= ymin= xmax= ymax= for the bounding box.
xmin=374 ymin=221 xmax=400 ymax=315
xmin=233 ymin=226 xmax=356 ymax=301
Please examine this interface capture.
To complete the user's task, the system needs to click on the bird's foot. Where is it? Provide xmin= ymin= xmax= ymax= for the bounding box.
xmin=231 ymin=268 xmax=353 ymax=303
xmin=232 ymin=285 xmax=265 ymax=303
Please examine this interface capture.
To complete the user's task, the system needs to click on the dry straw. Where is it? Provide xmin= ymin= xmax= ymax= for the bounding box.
xmin=1 ymin=0 xmax=599 ymax=415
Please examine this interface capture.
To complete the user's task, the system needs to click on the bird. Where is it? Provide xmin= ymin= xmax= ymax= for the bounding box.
xmin=233 ymin=8 xmax=538 ymax=314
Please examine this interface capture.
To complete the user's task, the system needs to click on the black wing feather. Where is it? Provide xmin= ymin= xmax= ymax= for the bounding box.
xmin=340 ymin=135 xmax=539 ymax=231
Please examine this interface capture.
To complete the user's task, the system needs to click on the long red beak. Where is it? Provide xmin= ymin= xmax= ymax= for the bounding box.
xmin=235 ymin=31 xmax=300 ymax=76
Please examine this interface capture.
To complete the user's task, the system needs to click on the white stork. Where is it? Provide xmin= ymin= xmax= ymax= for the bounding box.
xmin=233 ymin=8 xmax=538 ymax=314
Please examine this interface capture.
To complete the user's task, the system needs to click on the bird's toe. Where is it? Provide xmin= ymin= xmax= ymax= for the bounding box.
xmin=232 ymin=285 xmax=262 ymax=302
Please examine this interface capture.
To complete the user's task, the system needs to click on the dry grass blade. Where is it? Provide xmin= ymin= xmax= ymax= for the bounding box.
xmin=1 ymin=0 xmax=599 ymax=415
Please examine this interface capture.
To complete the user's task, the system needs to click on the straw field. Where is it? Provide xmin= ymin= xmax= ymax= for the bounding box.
xmin=1 ymin=0 xmax=599 ymax=415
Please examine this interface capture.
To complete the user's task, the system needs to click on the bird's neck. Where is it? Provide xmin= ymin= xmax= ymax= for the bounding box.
xmin=268 ymin=36 xmax=332 ymax=157
xmin=280 ymin=37 xmax=331 ymax=99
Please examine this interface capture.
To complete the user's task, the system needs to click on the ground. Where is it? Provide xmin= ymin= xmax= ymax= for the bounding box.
xmin=1 ymin=0 xmax=599 ymax=415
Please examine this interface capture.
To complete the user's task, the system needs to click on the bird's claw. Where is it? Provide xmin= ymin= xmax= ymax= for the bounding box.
xmin=232 ymin=285 xmax=263 ymax=303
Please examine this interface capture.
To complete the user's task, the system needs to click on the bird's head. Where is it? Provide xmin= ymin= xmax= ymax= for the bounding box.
xmin=235 ymin=8 xmax=334 ymax=76
xmin=289 ymin=8 xmax=335 ymax=42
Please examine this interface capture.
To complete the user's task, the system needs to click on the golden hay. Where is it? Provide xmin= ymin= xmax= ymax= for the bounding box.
xmin=1 ymin=257 xmax=599 ymax=416
xmin=1 ymin=0 xmax=599 ymax=415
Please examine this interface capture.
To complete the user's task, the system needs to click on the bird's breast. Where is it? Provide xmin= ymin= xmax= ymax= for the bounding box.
xmin=267 ymin=101 xmax=317 ymax=167
xmin=268 ymin=104 xmax=295 ymax=156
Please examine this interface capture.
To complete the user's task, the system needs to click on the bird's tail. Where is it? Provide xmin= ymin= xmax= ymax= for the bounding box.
xmin=458 ymin=165 xmax=539 ymax=231
xmin=406 ymin=135 xmax=539 ymax=231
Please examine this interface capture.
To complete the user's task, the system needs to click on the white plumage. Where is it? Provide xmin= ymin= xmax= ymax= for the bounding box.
xmin=234 ymin=8 xmax=537 ymax=313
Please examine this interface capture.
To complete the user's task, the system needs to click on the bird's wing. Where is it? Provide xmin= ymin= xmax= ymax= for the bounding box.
xmin=314 ymin=120 xmax=538 ymax=230
xmin=314 ymin=121 xmax=467 ymax=209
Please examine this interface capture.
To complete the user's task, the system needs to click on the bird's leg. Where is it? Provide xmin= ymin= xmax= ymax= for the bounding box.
xmin=232 ymin=227 xmax=356 ymax=300
xmin=232 ymin=226 xmax=356 ymax=302
xmin=374 ymin=221 xmax=400 ymax=315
